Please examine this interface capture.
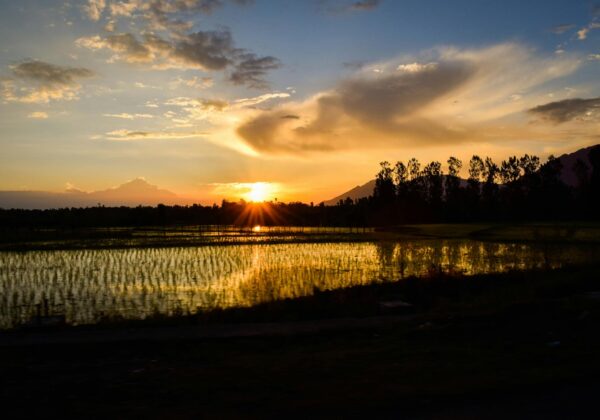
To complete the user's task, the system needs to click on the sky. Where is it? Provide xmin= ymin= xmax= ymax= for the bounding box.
xmin=0 ymin=0 xmax=599 ymax=204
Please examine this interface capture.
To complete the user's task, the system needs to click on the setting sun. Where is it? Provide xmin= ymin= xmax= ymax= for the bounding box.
xmin=245 ymin=182 xmax=275 ymax=202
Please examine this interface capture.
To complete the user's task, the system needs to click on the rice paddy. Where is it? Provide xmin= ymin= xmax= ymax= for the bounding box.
xmin=1 ymin=238 xmax=598 ymax=329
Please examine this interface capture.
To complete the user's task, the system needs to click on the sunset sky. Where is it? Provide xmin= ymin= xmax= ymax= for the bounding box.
xmin=1 ymin=0 xmax=599 ymax=204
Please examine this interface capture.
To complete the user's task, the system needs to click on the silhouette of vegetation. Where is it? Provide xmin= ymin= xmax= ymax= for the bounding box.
xmin=1 ymin=146 xmax=599 ymax=229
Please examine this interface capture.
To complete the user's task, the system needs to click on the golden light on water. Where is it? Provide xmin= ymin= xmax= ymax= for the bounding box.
xmin=252 ymin=225 xmax=262 ymax=232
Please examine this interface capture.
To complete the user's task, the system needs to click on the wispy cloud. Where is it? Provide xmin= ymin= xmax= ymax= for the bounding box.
xmin=550 ymin=23 xmax=576 ymax=34
xmin=103 ymin=113 xmax=154 ymax=119
xmin=27 ymin=111 xmax=49 ymax=119
xmin=104 ymin=129 xmax=207 ymax=140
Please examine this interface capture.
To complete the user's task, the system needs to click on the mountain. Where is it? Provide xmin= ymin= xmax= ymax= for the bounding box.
xmin=323 ymin=145 xmax=599 ymax=205
xmin=554 ymin=145 xmax=594 ymax=187
xmin=84 ymin=178 xmax=179 ymax=206
xmin=0 ymin=178 xmax=185 ymax=209
xmin=323 ymin=179 xmax=376 ymax=206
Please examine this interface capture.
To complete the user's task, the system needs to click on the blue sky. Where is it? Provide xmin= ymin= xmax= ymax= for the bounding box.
xmin=0 ymin=0 xmax=598 ymax=203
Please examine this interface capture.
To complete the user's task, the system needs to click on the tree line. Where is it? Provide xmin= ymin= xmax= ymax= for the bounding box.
xmin=368 ymin=146 xmax=600 ymax=224
xmin=1 ymin=146 xmax=599 ymax=228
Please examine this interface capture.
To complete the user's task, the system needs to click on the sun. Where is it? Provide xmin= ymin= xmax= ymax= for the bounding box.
xmin=245 ymin=182 xmax=273 ymax=202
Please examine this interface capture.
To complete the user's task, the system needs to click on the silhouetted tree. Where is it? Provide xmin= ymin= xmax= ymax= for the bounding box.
xmin=445 ymin=157 xmax=463 ymax=220
xmin=374 ymin=161 xmax=396 ymax=207
xmin=423 ymin=161 xmax=443 ymax=208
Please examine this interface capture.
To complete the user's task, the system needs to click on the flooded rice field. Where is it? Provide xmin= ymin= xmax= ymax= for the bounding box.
xmin=1 ymin=239 xmax=598 ymax=329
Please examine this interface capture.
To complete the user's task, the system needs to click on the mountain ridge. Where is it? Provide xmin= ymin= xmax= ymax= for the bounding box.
xmin=0 ymin=178 xmax=184 ymax=209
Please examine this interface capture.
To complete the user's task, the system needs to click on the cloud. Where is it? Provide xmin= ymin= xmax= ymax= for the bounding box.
xmin=323 ymin=0 xmax=382 ymax=14
xmin=232 ymin=43 xmax=581 ymax=155
xmin=348 ymin=0 xmax=381 ymax=11
xmin=1 ymin=60 xmax=94 ymax=103
xmin=169 ymin=76 xmax=214 ymax=89
xmin=76 ymin=33 xmax=153 ymax=63
xmin=170 ymin=30 xmax=235 ymax=70
xmin=199 ymin=99 xmax=229 ymax=111
xmin=104 ymin=129 xmax=207 ymax=140
xmin=11 ymin=60 xmax=94 ymax=85
xmin=229 ymin=53 xmax=282 ymax=88
xmin=577 ymin=22 xmax=600 ymax=40
xmin=103 ymin=113 xmax=154 ymax=119
xmin=528 ymin=97 xmax=600 ymax=123
xmin=161 ymin=92 xmax=290 ymax=127
xmin=232 ymin=92 xmax=290 ymax=107
xmin=76 ymin=0 xmax=277 ymax=88
xmin=77 ymin=30 xmax=281 ymax=87
xmin=83 ymin=0 xmax=106 ymax=21
xmin=589 ymin=53 xmax=600 ymax=60
xmin=28 ymin=111 xmax=49 ymax=119
xmin=551 ymin=23 xmax=576 ymax=34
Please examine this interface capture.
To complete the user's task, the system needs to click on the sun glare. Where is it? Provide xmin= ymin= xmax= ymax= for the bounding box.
xmin=245 ymin=182 xmax=273 ymax=202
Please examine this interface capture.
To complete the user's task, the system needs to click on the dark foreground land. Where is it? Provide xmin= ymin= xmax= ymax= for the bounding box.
xmin=2 ymin=265 xmax=600 ymax=419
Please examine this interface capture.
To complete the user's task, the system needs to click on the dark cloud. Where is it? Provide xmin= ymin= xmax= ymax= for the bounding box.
xmin=229 ymin=53 xmax=282 ymax=89
xmin=201 ymin=98 xmax=229 ymax=110
xmin=551 ymin=23 xmax=576 ymax=34
xmin=281 ymin=114 xmax=300 ymax=119
xmin=78 ymin=0 xmax=278 ymax=88
xmin=237 ymin=60 xmax=474 ymax=153
xmin=78 ymin=29 xmax=279 ymax=87
xmin=1 ymin=60 xmax=95 ymax=103
xmin=528 ymin=97 xmax=600 ymax=123
xmin=237 ymin=111 xmax=335 ymax=153
xmin=107 ymin=33 xmax=153 ymax=62
xmin=11 ymin=60 xmax=94 ymax=85
xmin=172 ymin=30 xmax=234 ymax=70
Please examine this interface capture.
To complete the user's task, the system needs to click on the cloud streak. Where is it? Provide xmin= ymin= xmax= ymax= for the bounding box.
xmin=104 ymin=129 xmax=207 ymax=140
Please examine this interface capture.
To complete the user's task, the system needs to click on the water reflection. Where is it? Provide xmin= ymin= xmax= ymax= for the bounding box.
xmin=0 ymin=240 xmax=598 ymax=328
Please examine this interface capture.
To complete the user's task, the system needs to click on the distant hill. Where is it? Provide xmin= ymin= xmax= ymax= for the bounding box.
xmin=323 ymin=179 xmax=376 ymax=206
xmin=323 ymin=145 xmax=599 ymax=205
xmin=554 ymin=145 xmax=594 ymax=187
xmin=0 ymin=178 xmax=185 ymax=209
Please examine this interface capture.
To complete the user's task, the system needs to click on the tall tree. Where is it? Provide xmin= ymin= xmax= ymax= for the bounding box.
xmin=374 ymin=161 xmax=396 ymax=206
